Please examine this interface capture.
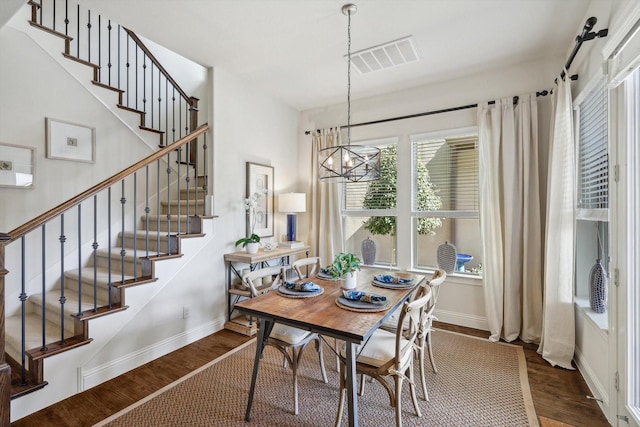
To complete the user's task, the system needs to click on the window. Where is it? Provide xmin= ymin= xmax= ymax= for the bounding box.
xmin=574 ymin=76 xmax=609 ymax=311
xmin=342 ymin=138 xmax=398 ymax=266
xmin=411 ymin=133 xmax=481 ymax=274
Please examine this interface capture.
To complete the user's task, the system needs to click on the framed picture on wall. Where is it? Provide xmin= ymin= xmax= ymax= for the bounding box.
xmin=46 ymin=117 xmax=96 ymax=163
xmin=246 ymin=162 xmax=274 ymax=238
xmin=0 ymin=142 xmax=35 ymax=188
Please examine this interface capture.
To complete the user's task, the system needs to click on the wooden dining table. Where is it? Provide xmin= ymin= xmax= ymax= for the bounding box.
xmin=235 ymin=267 xmax=426 ymax=427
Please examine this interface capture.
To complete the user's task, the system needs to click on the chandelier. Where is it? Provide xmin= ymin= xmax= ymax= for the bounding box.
xmin=318 ymin=4 xmax=380 ymax=183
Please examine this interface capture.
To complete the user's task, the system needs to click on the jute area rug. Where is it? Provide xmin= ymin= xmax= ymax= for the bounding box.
xmin=94 ymin=330 xmax=538 ymax=426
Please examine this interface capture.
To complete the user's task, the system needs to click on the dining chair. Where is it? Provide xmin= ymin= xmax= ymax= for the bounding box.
xmin=242 ymin=266 xmax=328 ymax=415
xmin=334 ymin=291 xmax=432 ymax=427
xmin=293 ymin=257 xmax=341 ymax=372
xmin=379 ymin=268 xmax=446 ymax=401
xmin=292 ymin=256 xmax=322 ymax=280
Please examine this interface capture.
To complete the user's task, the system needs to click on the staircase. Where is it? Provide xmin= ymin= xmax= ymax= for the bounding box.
xmin=0 ymin=0 xmax=212 ymax=423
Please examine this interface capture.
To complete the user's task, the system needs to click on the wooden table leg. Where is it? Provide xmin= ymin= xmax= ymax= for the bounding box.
xmin=244 ymin=318 xmax=273 ymax=422
xmin=345 ymin=342 xmax=359 ymax=426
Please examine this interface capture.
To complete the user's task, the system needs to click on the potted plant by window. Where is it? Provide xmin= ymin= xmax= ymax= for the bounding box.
xmin=331 ymin=252 xmax=361 ymax=290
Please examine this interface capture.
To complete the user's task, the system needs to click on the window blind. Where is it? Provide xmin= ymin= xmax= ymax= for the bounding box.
xmin=578 ymin=77 xmax=608 ymax=210
xmin=412 ymin=136 xmax=478 ymax=213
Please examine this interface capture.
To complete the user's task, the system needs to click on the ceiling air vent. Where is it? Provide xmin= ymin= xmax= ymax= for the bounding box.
xmin=347 ymin=36 xmax=420 ymax=74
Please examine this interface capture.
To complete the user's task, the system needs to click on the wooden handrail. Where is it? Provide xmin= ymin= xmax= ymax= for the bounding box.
xmin=5 ymin=124 xmax=209 ymax=244
xmin=123 ymin=28 xmax=195 ymax=107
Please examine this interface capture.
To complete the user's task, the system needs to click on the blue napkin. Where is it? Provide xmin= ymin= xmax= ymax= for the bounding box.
xmin=284 ymin=281 xmax=321 ymax=292
xmin=342 ymin=290 xmax=387 ymax=305
xmin=320 ymin=267 xmax=334 ymax=276
xmin=374 ymin=274 xmax=412 ymax=284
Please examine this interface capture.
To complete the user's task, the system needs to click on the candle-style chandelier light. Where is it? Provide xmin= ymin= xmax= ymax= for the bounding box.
xmin=318 ymin=4 xmax=380 ymax=183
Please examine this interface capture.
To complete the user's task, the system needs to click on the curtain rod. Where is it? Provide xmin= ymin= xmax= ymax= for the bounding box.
xmin=305 ymin=16 xmax=607 ymax=136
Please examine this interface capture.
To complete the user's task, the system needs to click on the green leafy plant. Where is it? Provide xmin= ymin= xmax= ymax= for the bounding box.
xmin=362 ymin=145 xmax=442 ymax=236
xmin=235 ymin=233 xmax=261 ymax=248
xmin=330 ymin=252 xmax=361 ymax=279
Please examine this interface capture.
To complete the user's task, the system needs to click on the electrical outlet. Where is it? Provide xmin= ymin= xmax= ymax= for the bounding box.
xmin=182 ymin=306 xmax=190 ymax=319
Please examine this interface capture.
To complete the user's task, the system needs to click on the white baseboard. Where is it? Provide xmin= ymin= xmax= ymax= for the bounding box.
xmin=574 ymin=346 xmax=610 ymax=419
xmin=434 ymin=309 xmax=489 ymax=331
xmin=80 ymin=319 xmax=225 ymax=390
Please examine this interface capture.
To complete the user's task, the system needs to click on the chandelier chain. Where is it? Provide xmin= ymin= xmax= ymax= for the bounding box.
xmin=347 ymin=8 xmax=351 ymax=147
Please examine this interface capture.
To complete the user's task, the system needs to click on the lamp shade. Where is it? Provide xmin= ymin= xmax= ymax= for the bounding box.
xmin=278 ymin=193 xmax=306 ymax=213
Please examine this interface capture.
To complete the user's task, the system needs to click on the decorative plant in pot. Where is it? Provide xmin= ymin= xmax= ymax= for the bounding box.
xmin=331 ymin=252 xmax=361 ymax=290
xmin=235 ymin=189 xmax=266 ymax=254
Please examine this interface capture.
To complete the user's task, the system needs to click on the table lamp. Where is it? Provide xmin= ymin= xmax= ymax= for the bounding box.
xmin=278 ymin=193 xmax=306 ymax=244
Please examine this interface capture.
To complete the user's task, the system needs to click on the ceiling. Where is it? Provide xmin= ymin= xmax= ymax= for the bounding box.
xmin=68 ymin=1 xmax=598 ymax=110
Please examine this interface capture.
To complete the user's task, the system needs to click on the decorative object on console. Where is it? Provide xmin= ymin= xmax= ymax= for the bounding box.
xmin=278 ymin=193 xmax=306 ymax=246
xmin=589 ymin=259 xmax=607 ymax=313
xmin=236 ymin=186 xmax=268 ymax=253
xmin=317 ymin=4 xmax=380 ymax=183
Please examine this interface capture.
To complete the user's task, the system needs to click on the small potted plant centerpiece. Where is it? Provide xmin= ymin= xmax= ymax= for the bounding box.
xmin=331 ymin=252 xmax=361 ymax=290
xmin=236 ymin=189 xmax=266 ymax=254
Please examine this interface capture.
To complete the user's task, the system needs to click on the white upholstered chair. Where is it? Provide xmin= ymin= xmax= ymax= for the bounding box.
xmin=241 ymin=266 xmax=328 ymax=415
xmin=335 ymin=291 xmax=432 ymax=427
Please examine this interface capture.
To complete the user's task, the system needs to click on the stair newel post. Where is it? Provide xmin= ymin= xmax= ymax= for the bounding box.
xmin=19 ymin=237 xmax=27 ymax=385
xmin=0 ymin=233 xmax=12 ymax=427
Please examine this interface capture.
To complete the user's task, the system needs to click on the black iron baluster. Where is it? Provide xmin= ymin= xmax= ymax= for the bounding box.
xmin=107 ymin=20 xmax=112 ymax=86
xmin=125 ymin=27 xmax=130 ymax=106
xmin=145 ymin=165 xmax=150 ymax=258
xmin=107 ymin=187 xmax=112 ymax=308
xmin=76 ymin=4 xmax=80 ymax=58
xmin=185 ymin=153 xmax=191 ymax=233
xmin=97 ymin=15 xmax=101 ymax=81
xmin=52 ymin=0 xmax=56 ymax=32
xmin=166 ymin=156 xmax=171 ymax=251
xmin=156 ymin=160 xmax=161 ymax=255
xmin=135 ymin=44 xmax=139 ymax=110
xmin=150 ymin=62 xmax=154 ymax=128
xmin=203 ymin=132 xmax=209 ymax=216
xmin=87 ymin=9 xmax=91 ymax=63
xmin=165 ymin=79 xmax=169 ymax=142
xmin=193 ymin=136 xmax=199 ymax=217
xmin=133 ymin=173 xmax=138 ymax=278
xmin=40 ymin=224 xmax=47 ymax=352
xmin=64 ymin=0 xmax=69 ymax=37
xmin=93 ymin=195 xmax=99 ymax=311
xmin=142 ymin=55 xmax=147 ymax=117
xmin=77 ymin=204 xmax=82 ymax=316
xmin=177 ymin=144 xmax=182 ymax=234
xmin=59 ymin=214 xmax=66 ymax=343
xmin=120 ymin=180 xmax=126 ymax=283
xmin=172 ymin=87 xmax=176 ymax=143
xmin=157 ymin=67 xmax=162 ymax=133
xmin=19 ymin=237 xmax=27 ymax=385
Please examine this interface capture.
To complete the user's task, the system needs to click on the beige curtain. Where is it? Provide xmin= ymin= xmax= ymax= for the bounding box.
xmin=308 ymin=129 xmax=344 ymax=265
xmin=538 ymin=75 xmax=576 ymax=369
xmin=477 ymin=93 xmax=543 ymax=343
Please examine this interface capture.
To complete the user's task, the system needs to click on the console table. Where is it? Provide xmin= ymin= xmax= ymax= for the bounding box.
xmin=224 ymin=245 xmax=310 ymax=335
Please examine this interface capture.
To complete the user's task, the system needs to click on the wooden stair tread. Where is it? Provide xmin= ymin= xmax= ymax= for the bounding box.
xmin=5 ymin=313 xmax=71 ymax=356
xmin=65 ymin=267 xmax=135 ymax=284
xmin=139 ymin=126 xmax=164 ymax=134
xmin=91 ymin=80 xmax=125 ymax=93
xmin=62 ymin=53 xmax=99 ymax=69
xmin=28 ymin=21 xmax=72 ymax=42
xmin=116 ymin=104 xmax=145 ymax=115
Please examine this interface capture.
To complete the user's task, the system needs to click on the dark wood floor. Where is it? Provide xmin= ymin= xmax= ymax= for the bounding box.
xmin=11 ymin=322 xmax=610 ymax=426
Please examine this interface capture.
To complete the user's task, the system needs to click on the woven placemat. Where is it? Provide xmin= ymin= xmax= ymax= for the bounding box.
xmin=277 ymin=287 xmax=324 ymax=299
xmin=335 ymin=298 xmax=390 ymax=312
